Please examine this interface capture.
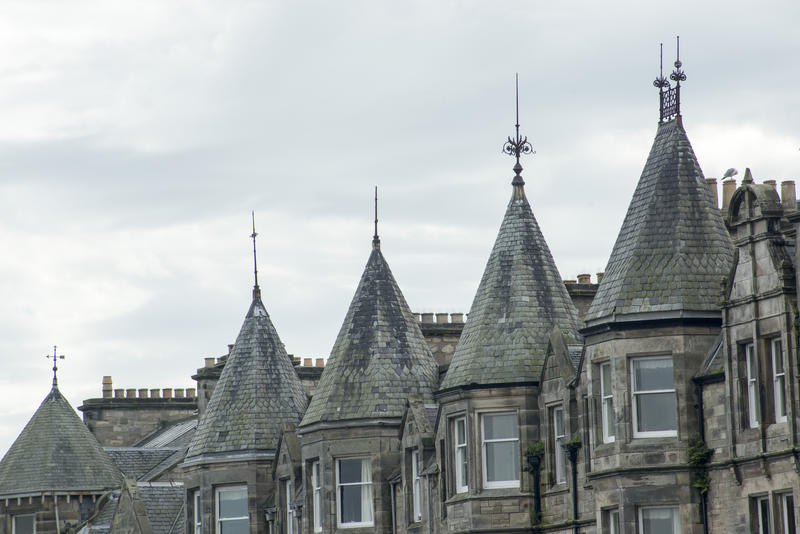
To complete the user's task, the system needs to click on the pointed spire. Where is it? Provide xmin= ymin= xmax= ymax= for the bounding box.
xmin=502 ymin=73 xmax=534 ymax=189
xmin=45 ymin=345 xmax=64 ymax=388
xmin=372 ymin=186 xmax=380 ymax=250
xmin=250 ymin=211 xmax=261 ymax=300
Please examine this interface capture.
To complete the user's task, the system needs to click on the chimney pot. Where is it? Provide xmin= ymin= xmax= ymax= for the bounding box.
xmin=435 ymin=313 xmax=449 ymax=324
xmin=596 ymin=272 xmax=604 ymax=283
xmin=186 ymin=388 xmax=196 ymax=398
xmin=563 ymin=279 xmax=577 ymax=285
xmin=175 ymin=389 xmax=185 ymax=398
xmin=303 ymin=358 xmax=312 ymax=366
xmin=421 ymin=313 xmax=434 ymax=324
xmin=102 ymin=376 xmax=113 ymax=398
xmin=577 ymin=273 xmax=591 ymax=284
xmin=705 ymin=178 xmax=719 ymax=208
xmin=315 ymin=358 xmax=324 ymax=367
xmin=150 ymin=388 xmax=161 ymax=398
xmin=450 ymin=313 xmax=464 ymax=323
xmin=162 ymin=388 xmax=173 ymax=398
xmin=781 ymin=180 xmax=796 ymax=210
xmin=138 ymin=388 xmax=148 ymax=398
xmin=722 ymin=179 xmax=737 ymax=211
xmin=227 ymin=344 xmax=234 ymax=354
xmin=114 ymin=388 xmax=124 ymax=398
xmin=126 ymin=388 xmax=136 ymax=398
xmin=204 ymin=357 xmax=215 ymax=368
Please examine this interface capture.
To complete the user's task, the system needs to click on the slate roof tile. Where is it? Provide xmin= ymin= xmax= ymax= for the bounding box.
xmin=0 ymin=386 xmax=122 ymax=496
xmin=440 ymin=181 xmax=582 ymax=390
xmin=586 ymin=119 xmax=734 ymax=323
xmin=185 ymin=288 xmax=308 ymax=460
xmin=300 ymin=243 xmax=439 ymax=426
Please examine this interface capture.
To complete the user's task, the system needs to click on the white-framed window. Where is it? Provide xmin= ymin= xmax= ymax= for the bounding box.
xmin=336 ymin=457 xmax=373 ymax=528
xmin=552 ymin=405 xmax=567 ymax=484
xmin=631 ymin=357 xmax=677 ymax=438
xmin=411 ymin=449 xmax=422 ymax=522
xmin=746 ymin=343 xmax=760 ymax=428
xmin=772 ymin=339 xmax=787 ymax=423
xmin=192 ymin=490 xmax=202 ymax=534
xmin=781 ymin=492 xmax=796 ymax=534
xmin=481 ymin=412 xmax=519 ymax=489
xmin=312 ymin=461 xmax=322 ymax=533
xmin=216 ymin=486 xmax=248 ymax=534
xmin=284 ymin=480 xmax=293 ymax=534
xmin=755 ymin=495 xmax=771 ymax=534
xmin=639 ymin=506 xmax=680 ymax=534
xmin=453 ymin=417 xmax=468 ymax=493
xmin=608 ymin=508 xmax=620 ymax=534
xmin=13 ymin=514 xmax=35 ymax=534
xmin=601 ymin=362 xmax=615 ymax=443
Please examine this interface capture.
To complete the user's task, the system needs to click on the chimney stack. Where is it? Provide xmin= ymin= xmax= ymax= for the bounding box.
xmin=722 ymin=179 xmax=737 ymax=211
xmin=596 ymin=272 xmax=604 ymax=283
xmin=705 ymin=178 xmax=719 ymax=208
xmin=764 ymin=179 xmax=777 ymax=190
xmin=102 ymin=376 xmax=113 ymax=399
xmin=577 ymin=273 xmax=591 ymax=284
xmin=781 ymin=181 xmax=796 ymax=210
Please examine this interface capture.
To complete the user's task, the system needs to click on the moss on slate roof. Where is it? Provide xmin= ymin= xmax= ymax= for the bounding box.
xmin=0 ymin=386 xmax=122 ymax=496
xmin=300 ymin=242 xmax=438 ymax=426
xmin=185 ymin=288 xmax=307 ymax=460
xmin=440 ymin=181 xmax=582 ymax=390
xmin=585 ymin=119 xmax=734 ymax=324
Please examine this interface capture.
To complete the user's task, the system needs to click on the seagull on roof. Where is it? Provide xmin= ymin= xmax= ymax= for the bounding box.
xmin=723 ymin=168 xmax=738 ymax=179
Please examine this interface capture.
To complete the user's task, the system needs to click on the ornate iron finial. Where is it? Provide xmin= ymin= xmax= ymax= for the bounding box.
xmin=250 ymin=211 xmax=260 ymax=298
xmin=502 ymin=73 xmax=534 ymax=186
xmin=46 ymin=345 xmax=65 ymax=388
xmin=655 ymin=37 xmax=686 ymax=123
xmin=653 ymin=43 xmax=670 ymax=90
xmin=372 ymin=186 xmax=380 ymax=249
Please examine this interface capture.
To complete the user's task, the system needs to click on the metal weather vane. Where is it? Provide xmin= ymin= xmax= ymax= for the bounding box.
xmin=46 ymin=345 xmax=65 ymax=387
xmin=250 ymin=211 xmax=261 ymax=298
xmin=502 ymin=73 xmax=535 ymax=185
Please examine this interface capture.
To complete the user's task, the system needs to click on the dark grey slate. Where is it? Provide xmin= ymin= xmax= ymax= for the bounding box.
xmin=585 ymin=119 xmax=734 ymax=324
xmin=138 ymin=484 xmax=185 ymax=534
xmin=105 ymin=448 xmax=178 ymax=480
xmin=0 ymin=386 xmax=122 ymax=496
xmin=136 ymin=419 xmax=197 ymax=448
xmin=185 ymin=288 xmax=308 ymax=460
xmin=440 ymin=182 xmax=582 ymax=390
xmin=300 ymin=243 xmax=439 ymax=426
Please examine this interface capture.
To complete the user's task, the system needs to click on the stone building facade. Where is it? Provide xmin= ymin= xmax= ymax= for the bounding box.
xmin=2 ymin=58 xmax=800 ymax=534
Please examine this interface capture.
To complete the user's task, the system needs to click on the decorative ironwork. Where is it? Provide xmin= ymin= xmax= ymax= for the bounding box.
xmin=46 ymin=345 xmax=65 ymax=387
xmin=502 ymin=73 xmax=534 ymax=185
xmin=250 ymin=211 xmax=260 ymax=297
xmin=373 ymin=186 xmax=380 ymax=248
xmin=656 ymin=37 xmax=686 ymax=123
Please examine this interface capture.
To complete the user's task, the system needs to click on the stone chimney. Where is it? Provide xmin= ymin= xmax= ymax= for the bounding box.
xmin=421 ymin=313 xmax=434 ymax=324
xmin=315 ymin=358 xmax=324 ymax=367
xmin=303 ymin=358 xmax=312 ymax=366
xmin=596 ymin=272 xmax=604 ymax=283
xmin=451 ymin=313 xmax=464 ymax=323
xmin=204 ymin=357 xmax=215 ymax=368
xmin=102 ymin=376 xmax=113 ymax=399
xmin=577 ymin=273 xmax=591 ymax=284
xmin=436 ymin=313 xmax=449 ymax=324
xmin=782 ymin=181 xmax=796 ymax=210
xmin=722 ymin=179 xmax=737 ymax=211
xmin=764 ymin=179 xmax=777 ymax=190
xmin=705 ymin=178 xmax=718 ymax=208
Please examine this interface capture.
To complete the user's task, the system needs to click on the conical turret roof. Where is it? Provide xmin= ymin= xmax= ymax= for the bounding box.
xmin=0 ymin=386 xmax=122 ymax=497
xmin=440 ymin=180 xmax=582 ymax=390
xmin=584 ymin=118 xmax=734 ymax=326
xmin=300 ymin=242 xmax=438 ymax=427
xmin=185 ymin=288 xmax=308 ymax=462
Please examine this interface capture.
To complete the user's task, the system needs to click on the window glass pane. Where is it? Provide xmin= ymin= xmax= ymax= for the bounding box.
xmin=484 ymin=413 xmax=518 ymax=440
xmin=759 ymin=498 xmax=771 ymax=534
xmin=604 ymin=401 xmax=615 ymax=433
xmin=785 ymin=495 xmax=796 ymax=534
xmin=634 ymin=358 xmax=673 ymax=391
xmin=602 ymin=363 xmax=612 ymax=396
xmin=773 ymin=341 xmax=784 ymax=373
xmin=339 ymin=458 xmax=363 ymax=484
xmin=641 ymin=507 xmax=677 ymax=534
xmin=485 ymin=441 xmax=519 ymax=482
xmin=456 ymin=419 xmax=466 ymax=445
xmin=554 ymin=408 xmax=564 ymax=436
xmin=219 ymin=489 xmax=248 ymax=518
xmin=219 ymin=519 xmax=248 ymax=534
xmin=610 ymin=510 xmax=620 ymax=534
xmin=14 ymin=516 xmax=34 ymax=534
xmin=340 ymin=485 xmax=363 ymax=523
xmin=636 ymin=392 xmax=677 ymax=432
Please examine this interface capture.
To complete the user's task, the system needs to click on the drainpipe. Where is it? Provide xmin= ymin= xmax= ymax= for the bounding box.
xmin=526 ymin=453 xmax=543 ymax=526
xmin=53 ymin=492 xmax=60 ymax=534
xmin=693 ymin=378 xmax=709 ymax=534
xmin=564 ymin=442 xmax=582 ymax=534
xmin=389 ymin=479 xmax=398 ymax=534
xmin=425 ymin=475 xmax=433 ymax=534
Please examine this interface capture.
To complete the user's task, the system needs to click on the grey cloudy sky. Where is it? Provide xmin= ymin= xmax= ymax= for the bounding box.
xmin=1 ymin=0 xmax=798 ymax=456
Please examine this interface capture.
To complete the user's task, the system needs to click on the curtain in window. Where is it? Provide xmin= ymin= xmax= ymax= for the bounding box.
xmin=361 ymin=458 xmax=373 ymax=523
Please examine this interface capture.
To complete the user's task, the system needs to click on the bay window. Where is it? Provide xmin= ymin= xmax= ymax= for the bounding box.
xmin=631 ymin=357 xmax=677 ymax=438
xmin=336 ymin=457 xmax=373 ymax=527
xmin=216 ymin=486 xmax=248 ymax=534
xmin=454 ymin=417 xmax=468 ymax=493
xmin=601 ymin=362 xmax=615 ymax=443
xmin=772 ymin=339 xmax=787 ymax=423
xmin=481 ymin=412 xmax=519 ymax=488
xmin=639 ymin=506 xmax=680 ymax=534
